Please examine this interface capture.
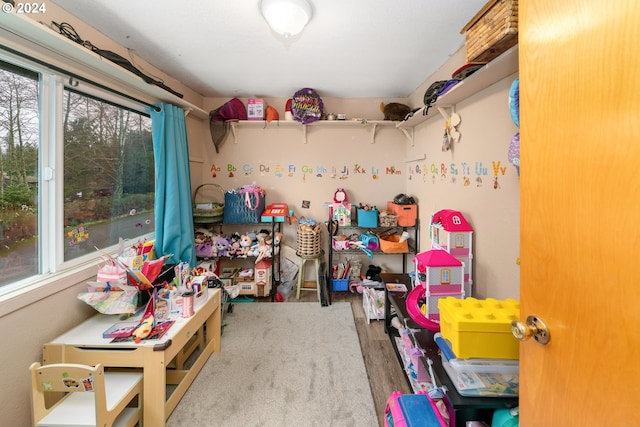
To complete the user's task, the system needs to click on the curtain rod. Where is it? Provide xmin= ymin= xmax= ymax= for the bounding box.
xmin=0 ymin=44 xmax=161 ymax=112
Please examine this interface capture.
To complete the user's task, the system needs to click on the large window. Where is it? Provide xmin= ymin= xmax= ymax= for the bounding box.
xmin=0 ymin=58 xmax=154 ymax=292
xmin=62 ymin=89 xmax=154 ymax=261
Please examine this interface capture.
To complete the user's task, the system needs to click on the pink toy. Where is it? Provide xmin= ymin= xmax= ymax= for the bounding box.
xmin=412 ymin=250 xmax=465 ymax=325
xmin=384 ymin=391 xmax=450 ymax=427
xmin=406 ymin=284 xmax=440 ymax=331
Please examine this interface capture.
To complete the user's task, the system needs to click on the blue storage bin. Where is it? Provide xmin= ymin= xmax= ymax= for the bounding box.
xmin=357 ymin=208 xmax=378 ymax=228
xmin=332 ymin=279 xmax=349 ymax=292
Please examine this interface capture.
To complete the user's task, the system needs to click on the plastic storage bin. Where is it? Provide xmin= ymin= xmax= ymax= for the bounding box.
xmin=435 ymin=333 xmax=519 ymax=397
xmin=387 ymin=202 xmax=417 ymax=226
xmin=332 ymin=279 xmax=349 ymax=292
xmin=357 ymin=208 xmax=378 ymax=228
xmin=438 ymin=297 xmax=520 ymax=359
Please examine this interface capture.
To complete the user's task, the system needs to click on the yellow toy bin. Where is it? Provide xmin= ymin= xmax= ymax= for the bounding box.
xmin=438 ymin=297 xmax=520 ymax=360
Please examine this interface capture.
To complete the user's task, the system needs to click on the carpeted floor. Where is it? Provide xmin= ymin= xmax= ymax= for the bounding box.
xmin=166 ymin=302 xmax=379 ymax=427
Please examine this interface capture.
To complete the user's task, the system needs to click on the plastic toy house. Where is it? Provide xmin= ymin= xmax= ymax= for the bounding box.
xmin=413 ymin=249 xmax=465 ymax=322
xmin=331 ymin=203 xmax=352 ymax=226
xmin=430 ymin=209 xmax=474 ymax=297
xmin=255 ymin=259 xmax=272 ymax=297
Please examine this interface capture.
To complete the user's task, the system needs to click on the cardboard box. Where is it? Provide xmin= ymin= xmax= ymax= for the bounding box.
xmin=438 ymin=297 xmax=520 ymax=359
xmin=247 ymin=98 xmax=264 ymax=120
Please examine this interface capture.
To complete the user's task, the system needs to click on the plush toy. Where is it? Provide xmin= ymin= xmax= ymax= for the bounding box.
xmin=227 ymin=233 xmax=243 ymax=258
xmin=272 ymin=231 xmax=284 ymax=255
xmin=238 ymin=234 xmax=253 ymax=258
xmin=133 ymin=314 xmax=154 ymax=343
xmin=255 ymin=235 xmax=273 ymax=264
xmin=365 ymin=264 xmax=382 ymax=282
xmin=216 ymin=236 xmax=231 ymax=258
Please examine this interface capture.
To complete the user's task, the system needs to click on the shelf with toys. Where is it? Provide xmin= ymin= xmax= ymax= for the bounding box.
xmin=326 ymin=189 xmax=419 ymax=304
xmin=396 ymin=45 xmax=518 ymax=144
xmin=193 ymin=221 xmax=283 ymax=300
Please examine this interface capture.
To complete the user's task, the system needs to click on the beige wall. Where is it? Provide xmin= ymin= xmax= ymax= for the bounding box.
xmin=407 ymin=73 xmax=520 ymax=300
xmin=0 ymin=7 xmax=520 ymax=427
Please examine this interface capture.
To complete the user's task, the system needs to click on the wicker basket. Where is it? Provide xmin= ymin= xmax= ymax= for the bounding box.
xmin=192 ymin=183 xmax=224 ymax=224
xmin=379 ymin=212 xmax=398 ymax=227
xmin=296 ymin=223 xmax=322 ymax=258
xmin=461 ymin=0 xmax=518 ymax=63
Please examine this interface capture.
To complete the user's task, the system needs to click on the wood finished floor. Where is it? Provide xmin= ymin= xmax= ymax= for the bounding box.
xmin=256 ymin=289 xmax=412 ymax=427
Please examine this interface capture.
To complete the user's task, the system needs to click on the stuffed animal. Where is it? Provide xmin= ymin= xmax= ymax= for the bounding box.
xmin=255 ymin=235 xmax=273 ymax=264
xmin=272 ymin=231 xmax=284 ymax=255
xmin=238 ymin=234 xmax=253 ymax=258
xmin=380 ymin=102 xmax=411 ymax=121
xmin=365 ymin=264 xmax=382 ymax=282
xmin=228 ymin=233 xmax=243 ymax=258
xmin=216 ymin=236 xmax=231 ymax=258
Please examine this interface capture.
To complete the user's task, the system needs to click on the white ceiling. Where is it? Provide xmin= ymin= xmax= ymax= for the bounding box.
xmin=51 ymin=0 xmax=488 ymax=99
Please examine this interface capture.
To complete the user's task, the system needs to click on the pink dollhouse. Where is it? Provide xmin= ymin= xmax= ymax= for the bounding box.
xmin=429 ymin=209 xmax=474 ymax=297
xmin=413 ymin=249 xmax=465 ymax=322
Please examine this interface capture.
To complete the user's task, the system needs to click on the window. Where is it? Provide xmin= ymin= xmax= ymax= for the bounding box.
xmin=440 ymin=268 xmax=451 ymax=284
xmin=0 ymin=60 xmax=39 ymax=286
xmin=0 ymin=57 xmax=154 ymax=293
xmin=62 ymin=88 xmax=154 ymax=262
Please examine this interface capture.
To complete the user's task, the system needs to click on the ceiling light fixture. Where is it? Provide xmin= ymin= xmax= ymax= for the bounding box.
xmin=261 ymin=0 xmax=312 ymax=38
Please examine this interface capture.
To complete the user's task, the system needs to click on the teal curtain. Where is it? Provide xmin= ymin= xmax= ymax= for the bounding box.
xmin=151 ymin=103 xmax=196 ymax=267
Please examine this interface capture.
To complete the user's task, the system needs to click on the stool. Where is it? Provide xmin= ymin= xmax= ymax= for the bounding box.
xmin=296 ymin=254 xmax=322 ymax=300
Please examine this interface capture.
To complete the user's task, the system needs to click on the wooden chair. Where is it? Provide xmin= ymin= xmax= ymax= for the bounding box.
xmin=30 ymin=362 xmax=142 ymax=427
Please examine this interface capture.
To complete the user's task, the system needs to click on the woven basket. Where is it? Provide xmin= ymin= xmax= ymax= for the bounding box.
xmin=192 ymin=183 xmax=224 ymax=224
xmin=461 ymin=0 xmax=519 ymax=63
xmin=379 ymin=213 xmax=398 ymax=227
xmin=296 ymin=223 xmax=322 ymax=258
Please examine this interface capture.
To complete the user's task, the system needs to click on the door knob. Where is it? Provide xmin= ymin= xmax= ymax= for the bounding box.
xmin=511 ymin=315 xmax=550 ymax=345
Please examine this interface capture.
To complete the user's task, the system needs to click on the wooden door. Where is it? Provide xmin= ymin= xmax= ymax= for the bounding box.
xmin=519 ymin=1 xmax=640 ymax=425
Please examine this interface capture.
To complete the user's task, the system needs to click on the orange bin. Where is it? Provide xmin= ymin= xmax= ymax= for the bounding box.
xmin=386 ymin=202 xmax=417 ymax=226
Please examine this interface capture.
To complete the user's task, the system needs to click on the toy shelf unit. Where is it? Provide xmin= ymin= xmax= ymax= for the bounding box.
xmin=194 ymin=221 xmax=282 ymax=300
xmin=327 ymin=221 xmax=419 ymax=288
xmin=429 ymin=209 xmax=474 ymax=297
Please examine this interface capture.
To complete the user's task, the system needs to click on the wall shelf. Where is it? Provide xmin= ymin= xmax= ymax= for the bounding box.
xmin=396 ymin=45 xmax=519 ymax=144
xmin=229 ymin=119 xmax=400 ymax=144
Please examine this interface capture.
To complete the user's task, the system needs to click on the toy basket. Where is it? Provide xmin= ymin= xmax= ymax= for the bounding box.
xmin=332 ymin=238 xmax=351 ymax=251
xmin=379 ymin=212 xmax=398 ymax=227
xmin=296 ymin=223 xmax=322 ymax=257
xmin=379 ymin=234 xmax=409 ymax=253
xmin=192 ymin=183 xmax=224 ymax=224
xmin=223 ymin=185 xmax=266 ymax=223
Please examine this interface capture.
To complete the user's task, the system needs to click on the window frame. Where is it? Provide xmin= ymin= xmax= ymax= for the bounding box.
xmin=0 ymin=44 xmax=155 ymax=316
